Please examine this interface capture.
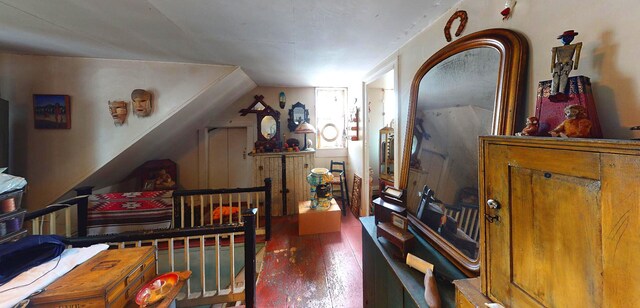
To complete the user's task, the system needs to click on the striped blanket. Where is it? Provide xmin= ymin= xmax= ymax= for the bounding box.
xmin=87 ymin=191 xmax=173 ymax=236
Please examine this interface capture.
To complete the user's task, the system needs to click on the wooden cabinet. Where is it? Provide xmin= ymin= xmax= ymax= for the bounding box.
xmin=453 ymin=278 xmax=490 ymax=308
xmin=362 ymin=215 xmax=467 ymax=308
xmin=479 ymin=136 xmax=640 ymax=307
xmin=253 ymin=151 xmax=314 ymax=216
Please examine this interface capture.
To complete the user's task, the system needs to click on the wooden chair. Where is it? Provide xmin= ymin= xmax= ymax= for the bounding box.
xmin=443 ymin=203 xmax=480 ymax=242
xmin=329 ymin=160 xmax=349 ymax=216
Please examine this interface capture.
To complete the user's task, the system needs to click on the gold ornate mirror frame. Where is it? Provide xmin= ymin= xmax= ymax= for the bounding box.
xmin=399 ymin=28 xmax=528 ymax=276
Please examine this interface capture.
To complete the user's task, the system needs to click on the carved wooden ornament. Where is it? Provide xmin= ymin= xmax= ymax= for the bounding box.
xmin=444 ymin=10 xmax=468 ymax=42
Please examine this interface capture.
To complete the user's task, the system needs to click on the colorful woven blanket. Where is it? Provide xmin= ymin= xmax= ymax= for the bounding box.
xmin=87 ymin=191 xmax=173 ymax=236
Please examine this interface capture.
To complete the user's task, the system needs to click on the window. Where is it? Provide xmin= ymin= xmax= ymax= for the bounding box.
xmin=316 ymin=88 xmax=347 ymax=149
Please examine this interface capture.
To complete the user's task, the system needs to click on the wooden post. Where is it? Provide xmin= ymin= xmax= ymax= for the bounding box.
xmin=74 ymin=186 xmax=93 ymax=237
xmin=243 ymin=208 xmax=258 ymax=308
xmin=264 ymin=178 xmax=272 ymax=241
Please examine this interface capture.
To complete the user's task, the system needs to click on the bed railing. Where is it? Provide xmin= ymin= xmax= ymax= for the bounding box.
xmin=23 ymin=180 xmax=272 ymax=307
xmin=62 ymin=208 xmax=258 ymax=307
xmin=26 ymin=179 xmax=272 ymax=241
xmin=172 ymin=178 xmax=272 ymax=241
xmin=24 ymin=189 xmax=91 ymax=237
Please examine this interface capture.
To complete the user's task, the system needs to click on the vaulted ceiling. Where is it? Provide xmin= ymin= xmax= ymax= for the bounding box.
xmin=0 ymin=0 xmax=458 ymax=86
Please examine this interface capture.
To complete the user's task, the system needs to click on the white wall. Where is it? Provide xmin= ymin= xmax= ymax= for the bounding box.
xmin=346 ymin=82 xmax=364 ymax=213
xmin=0 ymin=53 xmax=239 ymax=208
xmin=366 ymin=0 xmax=640 ymax=183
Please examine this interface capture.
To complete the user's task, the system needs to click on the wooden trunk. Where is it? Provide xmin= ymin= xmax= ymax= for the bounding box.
xmin=253 ymin=152 xmax=314 ymax=216
xmin=479 ymin=136 xmax=640 ymax=307
xmin=30 ymin=246 xmax=156 ymax=308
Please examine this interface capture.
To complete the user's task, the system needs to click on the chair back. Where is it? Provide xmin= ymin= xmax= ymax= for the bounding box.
xmin=329 ymin=160 xmax=346 ymax=175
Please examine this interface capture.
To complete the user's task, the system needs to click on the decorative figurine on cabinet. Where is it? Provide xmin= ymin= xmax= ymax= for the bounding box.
xmin=516 ymin=116 xmax=539 ymax=136
xmin=549 ymin=104 xmax=592 ymax=138
xmin=550 ymin=30 xmax=583 ymax=102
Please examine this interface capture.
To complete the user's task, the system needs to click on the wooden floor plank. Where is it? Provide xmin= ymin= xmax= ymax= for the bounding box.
xmin=256 ymin=209 xmax=363 ymax=307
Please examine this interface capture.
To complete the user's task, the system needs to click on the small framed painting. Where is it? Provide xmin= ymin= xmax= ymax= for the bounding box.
xmin=33 ymin=95 xmax=71 ymax=129
xmin=391 ymin=212 xmax=408 ymax=231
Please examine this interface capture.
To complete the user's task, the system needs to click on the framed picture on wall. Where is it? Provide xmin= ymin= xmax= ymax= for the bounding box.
xmin=33 ymin=94 xmax=71 ymax=129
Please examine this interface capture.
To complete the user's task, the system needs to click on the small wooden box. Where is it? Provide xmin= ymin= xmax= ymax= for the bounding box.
xmin=376 ymin=222 xmax=414 ymax=258
xmin=298 ymin=200 xmax=341 ymax=235
xmin=373 ymin=197 xmax=406 ymax=225
xmin=30 ymin=246 xmax=156 ymax=308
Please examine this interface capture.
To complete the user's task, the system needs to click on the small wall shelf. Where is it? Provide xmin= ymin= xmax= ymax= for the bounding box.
xmin=349 ymin=107 xmax=360 ymax=141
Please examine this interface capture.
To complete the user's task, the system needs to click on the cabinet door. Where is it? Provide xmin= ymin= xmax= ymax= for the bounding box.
xmin=482 ymin=143 xmax=603 ymax=307
xmin=285 ymin=155 xmax=313 ymax=215
xmin=255 ymin=156 xmax=284 ymax=216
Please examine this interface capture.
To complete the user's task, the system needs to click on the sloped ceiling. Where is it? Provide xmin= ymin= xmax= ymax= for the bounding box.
xmin=0 ymin=0 xmax=458 ymax=86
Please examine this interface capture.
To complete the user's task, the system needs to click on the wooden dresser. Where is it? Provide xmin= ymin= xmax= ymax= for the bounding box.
xmin=464 ymin=136 xmax=640 ymax=307
xmin=252 ymin=151 xmax=314 ymax=215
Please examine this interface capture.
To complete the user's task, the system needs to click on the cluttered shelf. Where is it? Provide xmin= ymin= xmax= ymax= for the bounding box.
xmin=248 ymin=149 xmax=315 ymax=157
xmin=360 ymin=215 xmax=466 ymax=308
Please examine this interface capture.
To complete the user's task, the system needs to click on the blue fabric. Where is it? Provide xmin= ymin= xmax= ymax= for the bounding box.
xmin=0 ymin=235 xmax=65 ymax=284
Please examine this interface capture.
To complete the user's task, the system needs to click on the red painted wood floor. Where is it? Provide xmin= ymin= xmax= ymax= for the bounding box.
xmin=256 ymin=210 xmax=363 ymax=307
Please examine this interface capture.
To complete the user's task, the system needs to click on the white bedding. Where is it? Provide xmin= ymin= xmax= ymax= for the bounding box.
xmin=0 ymin=244 xmax=109 ymax=308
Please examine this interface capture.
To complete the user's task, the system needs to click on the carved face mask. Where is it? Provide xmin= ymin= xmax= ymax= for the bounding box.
xmin=131 ymin=89 xmax=152 ymax=117
xmin=108 ymin=100 xmax=128 ymax=125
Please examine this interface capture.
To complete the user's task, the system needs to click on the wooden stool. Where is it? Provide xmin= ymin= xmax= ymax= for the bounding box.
xmin=298 ymin=200 xmax=341 ymax=235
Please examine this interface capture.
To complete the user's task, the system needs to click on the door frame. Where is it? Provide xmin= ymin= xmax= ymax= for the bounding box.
xmin=198 ymin=122 xmax=255 ymax=189
xmin=362 ymin=58 xmax=399 ymax=216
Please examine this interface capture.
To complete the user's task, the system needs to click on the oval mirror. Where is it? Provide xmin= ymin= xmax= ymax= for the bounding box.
xmin=261 ymin=115 xmax=277 ymax=139
xmin=400 ymin=29 xmax=528 ymax=276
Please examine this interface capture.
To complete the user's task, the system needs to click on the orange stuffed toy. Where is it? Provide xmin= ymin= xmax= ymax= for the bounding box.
xmin=549 ymin=105 xmax=592 ymax=138
xmin=212 ymin=206 xmax=239 ymax=222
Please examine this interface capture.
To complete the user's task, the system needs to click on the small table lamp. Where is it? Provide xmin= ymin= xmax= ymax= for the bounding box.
xmin=294 ymin=121 xmax=316 ymax=151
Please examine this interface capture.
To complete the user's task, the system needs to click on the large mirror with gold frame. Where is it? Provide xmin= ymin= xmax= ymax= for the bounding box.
xmin=400 ymin=29 xmax=528 ymax=276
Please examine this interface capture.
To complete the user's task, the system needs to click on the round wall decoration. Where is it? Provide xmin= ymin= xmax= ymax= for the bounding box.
xmin=321 ymin=123 xmax=339 ymax=142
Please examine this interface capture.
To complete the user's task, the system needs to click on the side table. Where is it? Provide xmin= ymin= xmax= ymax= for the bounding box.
xmin=298 ymin=200 xmax=341 ymax=235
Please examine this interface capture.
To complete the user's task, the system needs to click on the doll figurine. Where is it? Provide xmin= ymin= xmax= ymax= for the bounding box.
xmin=516 ymin=116 xmax=539 ymax=136
xmin=549 ymin=105 xmax=592 ymax=138
xmin=550 ymin=30 xmax=582 ymax=101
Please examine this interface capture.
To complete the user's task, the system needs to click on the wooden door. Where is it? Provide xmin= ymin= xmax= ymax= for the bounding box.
xmin=481 ymin=141 xmax=604 ymax=307
xmin=208 ymin=128 xmax=250 ymax=189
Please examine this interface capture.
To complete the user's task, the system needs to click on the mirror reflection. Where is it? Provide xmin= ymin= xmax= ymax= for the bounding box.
xmin=261 ymin=115 xmax=277 ymax=139
xmin=293 ymin=107 xmax=305 ymax=124
xmin=407 ymin=47 xmax=500 ymax=260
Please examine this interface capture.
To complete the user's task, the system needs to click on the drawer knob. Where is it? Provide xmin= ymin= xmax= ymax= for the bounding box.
xmin=487 ymin=199 xmax=500 ymax=209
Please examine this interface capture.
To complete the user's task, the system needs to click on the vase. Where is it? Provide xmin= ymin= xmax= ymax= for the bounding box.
xmin=306 ymin=168 xmax=334 ymax=209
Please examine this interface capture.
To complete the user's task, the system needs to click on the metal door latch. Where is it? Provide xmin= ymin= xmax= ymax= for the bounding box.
xmin=485 ymin=214 xmax=500 ymax=223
